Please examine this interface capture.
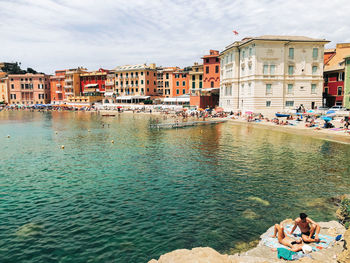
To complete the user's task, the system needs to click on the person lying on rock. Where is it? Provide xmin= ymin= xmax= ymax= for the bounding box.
xmin=289 ymin=213 xmax=321 ymax=243
xmin=272 ymin=223 xmax=304 ymax=252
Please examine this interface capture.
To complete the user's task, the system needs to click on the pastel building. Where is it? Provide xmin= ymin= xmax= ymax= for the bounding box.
xmin=0 ymin=72 xmax=9 ymax=103
xmin=157 ymin=67 xmax=179 ymax=98
xmin=343 ymin=55 xmax=350 ymax=109
xmin=323 ymin=43 xmax=350 ymax=107
xmin=113 ymin=64 xmax=157 ymax=103
xmin=8 ymin=73 xmax=51 ymax=105
xmin=172 ymin=69 xmax=189 ymax=97
xmin=219 ymin=35 xmax=329 ymax=112
xmin=50 ymin=70 xmax=66 ymax=104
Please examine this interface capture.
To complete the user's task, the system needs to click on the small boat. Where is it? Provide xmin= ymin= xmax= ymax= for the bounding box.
xmin=101 ymin=114 xmax=116 ymax=117
xmin=275 ymin=113 xmax=290 ymax=118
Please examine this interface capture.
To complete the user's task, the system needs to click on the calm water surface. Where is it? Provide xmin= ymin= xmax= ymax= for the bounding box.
xmin=0 ymin=111 xmax=349 ymax=262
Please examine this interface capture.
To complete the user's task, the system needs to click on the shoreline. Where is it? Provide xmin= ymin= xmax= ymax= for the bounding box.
xmin=228 ymin=118 xmax=350 ymax=145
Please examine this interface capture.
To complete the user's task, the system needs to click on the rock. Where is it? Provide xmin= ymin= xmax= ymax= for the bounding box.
xmin=15 ymin=223 xmax=43 ymax=237
xmin=337 ymin=228 xmax=350 ymax=263
xmin=148 ymin=247 xmax=231 ymax=263
xmin=242 ymin=209 xmax=260 ymax=220
xmin=248 ymin=196 xmax=270 ymax=206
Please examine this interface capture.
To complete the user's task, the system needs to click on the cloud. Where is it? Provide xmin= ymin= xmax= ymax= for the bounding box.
xmin=0 ymin=0 xmax=349 ymax=74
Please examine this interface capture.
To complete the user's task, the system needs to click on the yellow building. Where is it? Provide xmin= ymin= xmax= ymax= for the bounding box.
xmin=189 ymin=62 xmax=203 ymax=95
xmin=0 ymin=74 xmax=9 ymax=103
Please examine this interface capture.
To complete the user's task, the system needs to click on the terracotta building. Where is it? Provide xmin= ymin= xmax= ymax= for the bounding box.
xmin=323 ymin=43 xmax=350 ymax=107
xmin=50 ymin=70 xmax=66 ymax=104
xmin=202 ymin=50 xmax=220 ymax=89
xmin=8 ymin=73 xmax=51 ymax=105
xmin=172 ymin=69 xmax=190 ymax=97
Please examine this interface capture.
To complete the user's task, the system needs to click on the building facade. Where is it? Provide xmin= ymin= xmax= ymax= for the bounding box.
xmin=50 ymin=70 xmax=66 ymax=104
xmin=113 ymin=64 xmax=158 ymax=102
xmin=202 ymin=50 xmax=220 ymax=89
xmin=323 ymin=43 xmax=350 ymax=107
xmin=8 ymin=73 xmax=51 ymax=105
xmin=172 ymin=69 xmax=189 ymax=97
xmin=0 ymin=75 xmax=9 ymax=104
xmin=219 ymin=35 xmax=329 ymax=112
xmin=344 ymin=55 xmax=350 ymax=109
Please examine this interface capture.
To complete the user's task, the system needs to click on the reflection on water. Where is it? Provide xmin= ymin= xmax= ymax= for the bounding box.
xmin=0 ymin=111 xmax=349 ymax=262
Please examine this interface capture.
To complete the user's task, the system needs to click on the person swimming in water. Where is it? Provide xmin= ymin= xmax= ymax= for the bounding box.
xmin=272 ymin=223 xmax=304 ymax=252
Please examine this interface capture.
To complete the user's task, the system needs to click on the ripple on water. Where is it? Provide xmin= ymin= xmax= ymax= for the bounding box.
xmin=0 ymin=112 xmax=349 ymax=262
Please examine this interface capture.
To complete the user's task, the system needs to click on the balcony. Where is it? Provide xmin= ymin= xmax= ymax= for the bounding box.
xmin=56 ymin=84 xmax=61 ymax=88
xmin=65 ymin=92 xmax=73 ymax=96
xmin=55 ymin=91 xmax=62 ymax=94
xmin=65 ymin=79 xmax=73 ymax=84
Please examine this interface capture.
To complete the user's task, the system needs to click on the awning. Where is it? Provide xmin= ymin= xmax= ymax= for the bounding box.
xmin=201 ymin=88 xmax=220 ymax=91
xmin=116 ymin=96 xmax=133 ymax=100
xmin=85 ymin=83 xmax=98 ymax=88
xmin=164 ymin=97 xmax=190 ymax=103
xmin=132 ymin=96 xmax=150 ymax=99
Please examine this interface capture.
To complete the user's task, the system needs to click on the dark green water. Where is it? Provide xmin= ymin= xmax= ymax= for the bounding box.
xmin=0 ymin=111 xmax=349 ymax=262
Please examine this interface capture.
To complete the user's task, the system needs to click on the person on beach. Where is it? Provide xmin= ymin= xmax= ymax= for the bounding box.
xmin=272 ymin=223 xmax=304 ymax=252
xmin=289 ymin=213 xmax=321 ymax=243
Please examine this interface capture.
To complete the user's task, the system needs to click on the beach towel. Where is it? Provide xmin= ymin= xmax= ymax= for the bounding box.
xmin=261 ymin=224 xmax=335 ymax=252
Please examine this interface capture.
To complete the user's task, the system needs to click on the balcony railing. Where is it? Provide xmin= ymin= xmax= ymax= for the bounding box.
xmin=64 ymin=85 xmax=73 ymax=89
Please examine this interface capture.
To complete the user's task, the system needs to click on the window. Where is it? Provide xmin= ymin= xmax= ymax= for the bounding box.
xmin=266 ymin=101 xmax=271 ymax=107
xmin=339 ymin=72 xmax=344 ymax=81
xmin=182 ymin=89 xmax=185 ymax=94
xmin=312 ymin=66 xmax=317 ymax=74
xmin=206 ymin=66 xmax=209 ymax=74
xmin=11 ymin=84 xmax=14 ymax=89
xmin=147 ymin=71 xmax=149 ymax=76
xmin=288 ymin=66 xmax=294 ymax=75
xmin=215 ymin=65 xmax=219 ymax=73
xmin=176 ymin=81 xmax=179 ymax=86
xmin=285 ymin=101 xmax=294 ymax=107
xmin=270 ymin=65 xmax=275 ymax=75
xmin=263 ymin=65 xmax=269 ymax=75
xmin=266 ymin=84 xmax=272 ymax=94
xmin=288 ymin=84 xmax=293 ymax=94
xmin=199 ymin=82 xmax=202 ymax=89
xmin=313 ymin=48 xmax=318 ymax=59
xmin=337 ymin=86 xmax=342 ymax=96
xmin=192 ymin=75 xmax=195 ymax=81
xmin=199 ymin=75 xmax=202 ymax=80
xmin=325 ymin=87 xmax=328 ymax=94
xmin=166 ymin=73 xmax=169 ymax=79
xmin=176 ymin=89 xmax=179 ymax=94
xmin=216 ymin=58 xmax=219 ymax=62
xmin=147 ymin=80 xmax=149 ymax=85
xmin=248 ymin=64 xmax=252 ymax=71
xmin=289 ymin=48 xmax=294 ymax=59
xmin=242 ymin=51 xmax=245 ymax=59
xmin=147 ymin=88 xmax=149 ymax=92
xmin=141 ymin=72 xmax=144 ymax=76
xmin=311 ymin=84 xmax=317 ymax=94
xmin=116 ymin=81 xmax=118 ymax=86
xmin=141 ymin=80 xmax=144 ymax=84
xmin=115 ymin=74 xmax=118 ymax=77
xmin=182 ymin=81 xmax=185 ymax=86
xmin=211 ymin=81 xmax=214 ymax=88
xmin=249 ymin=48 xmax=252 ymax=57
xmin=206 ymin=58 xmax=209 ymax=63
xmin=192 ymin=82 xmax=195 ymax=89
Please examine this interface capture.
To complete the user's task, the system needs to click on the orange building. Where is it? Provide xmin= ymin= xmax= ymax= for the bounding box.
xmin=50 ymin=70 xmax=66 ymax=104
xmin=172 ymin=69 xmax=190 ymax=97
xmin=202 ymin=50 xmax=220 ymax=89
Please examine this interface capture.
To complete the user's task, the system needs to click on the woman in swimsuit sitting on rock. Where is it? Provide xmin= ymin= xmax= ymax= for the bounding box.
xmin=272 ymin=223 xmax=304 ymax=252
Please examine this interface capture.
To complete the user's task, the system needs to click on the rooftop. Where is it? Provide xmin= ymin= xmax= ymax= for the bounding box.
xmin=324 ymin=43 xmax=350 ymax=72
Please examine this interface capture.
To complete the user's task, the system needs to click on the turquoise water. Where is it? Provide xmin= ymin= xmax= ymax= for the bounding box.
xmin=0 ymin=111 xmax=349 ymax=262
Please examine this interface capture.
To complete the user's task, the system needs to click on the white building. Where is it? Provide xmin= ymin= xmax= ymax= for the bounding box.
xmin=219 ymin=35 xmax=330 ymax=113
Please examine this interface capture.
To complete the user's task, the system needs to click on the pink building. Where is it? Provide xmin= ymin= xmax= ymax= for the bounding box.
xmin=8 ymin=73 xmax=51 ymax=105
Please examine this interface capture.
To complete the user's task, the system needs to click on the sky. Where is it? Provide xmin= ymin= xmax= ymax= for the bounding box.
xmin=1 ymin=0 xmax=350 ymax=74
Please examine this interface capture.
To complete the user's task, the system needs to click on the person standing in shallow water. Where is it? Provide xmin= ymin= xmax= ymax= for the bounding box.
xmin=289 ymin=213 xmax=321 ymax=243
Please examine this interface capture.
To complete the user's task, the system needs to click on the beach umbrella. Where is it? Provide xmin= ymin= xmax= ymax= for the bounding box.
xmin=321 ymin=116 xmax=332 ymax=122
xmin=245 ymin=111 xmax=253 ymax=115
xmin=215 ymin=107 xmax=224 ymax=113
xmin=326 ymin=110 xmax=336 ymax=114
xmin=307 ymin=110 xmax=315 ymax=113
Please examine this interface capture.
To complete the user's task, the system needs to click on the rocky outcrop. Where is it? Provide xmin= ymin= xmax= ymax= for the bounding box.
xmin=148 ymin=221 xmax=347 ymax=263
xmin=337 ymin=228 xmax=350 ymax=263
